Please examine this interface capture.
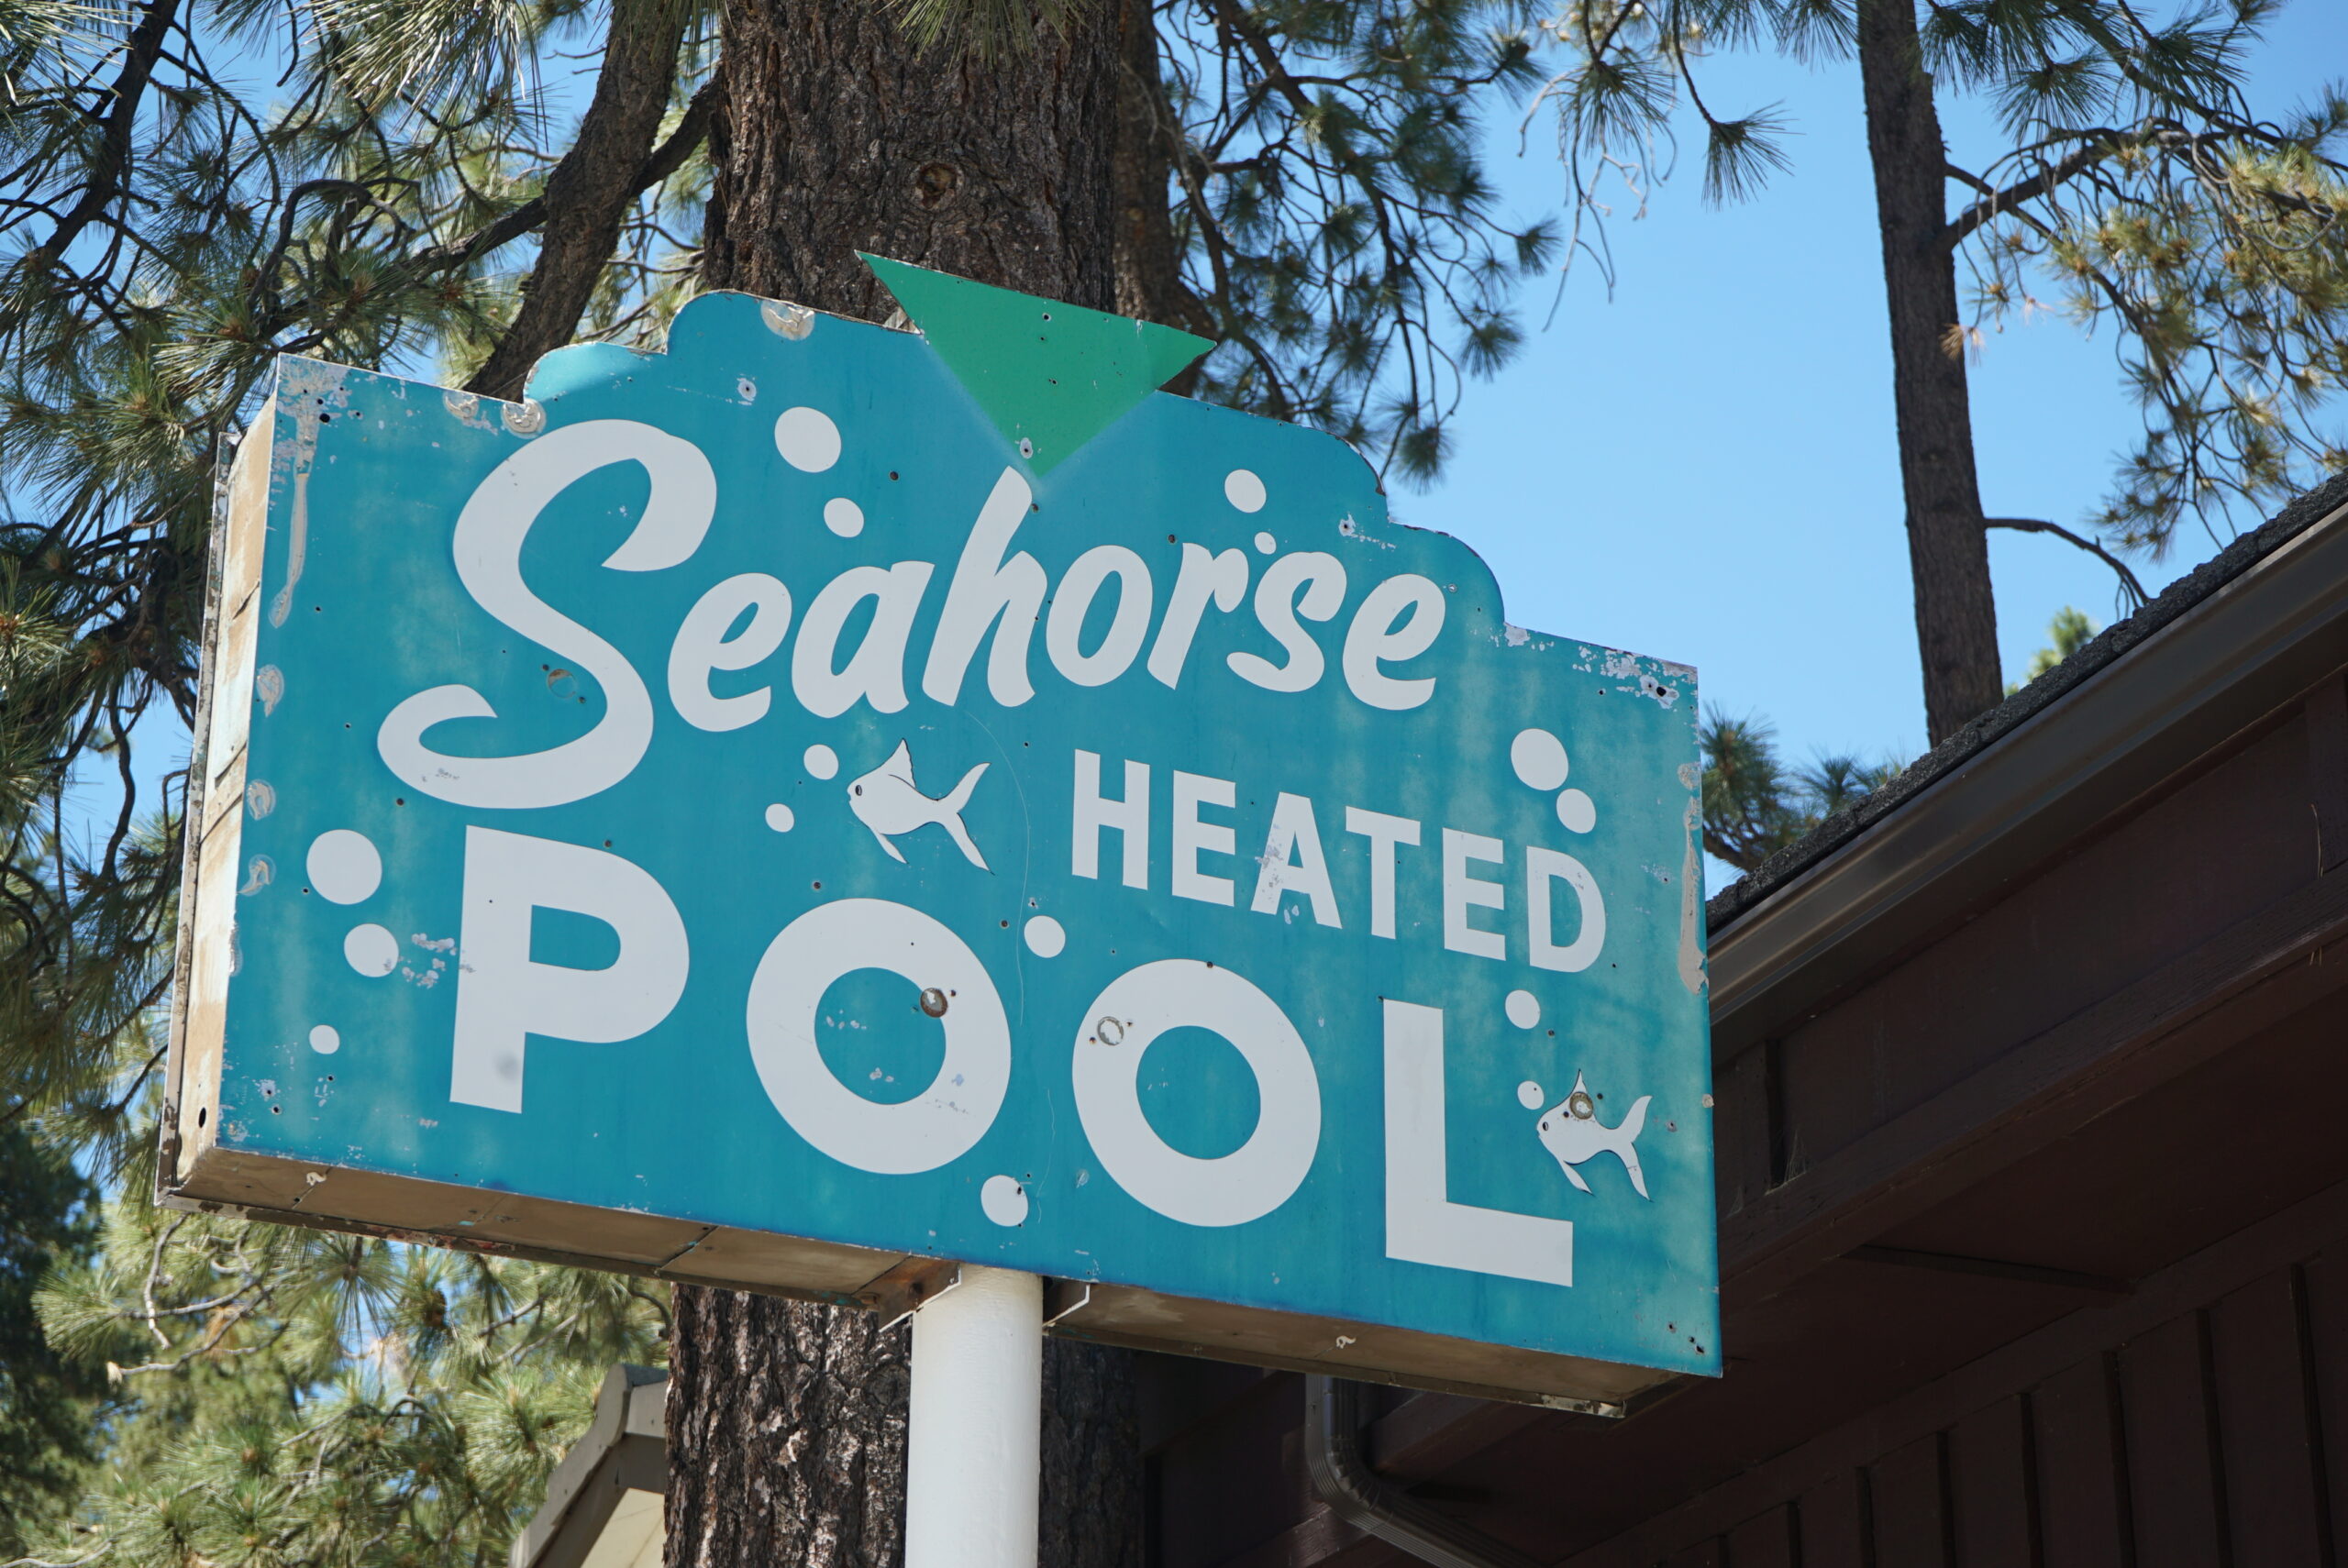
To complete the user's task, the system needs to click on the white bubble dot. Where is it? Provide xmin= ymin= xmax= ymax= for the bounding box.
xmin=1517 ymin=1080 xmax=1545 ymax=1110
xmin=765 ymin=803 xmax=795 ymax=833
xmin=307 ymin=830 xmax=382 ymax=904
xmin=1024 ymin=916 xmax=1066 ymax=957
xmin=1511 ymin=729 xmax=1570 ymax=791
xmin=981 ymin=1175 xmax=1030 ymax=1227
xmin=1253 ymin=531 xmax=1277 ymax=555
xmin=344 ymin=923 xmax=400 ymax=977
xmin=803 ymin=745 xmax=839 ymax=780
xmin=774 ymin=406 xmax=842 ymax=472
xmin=1226 ymin=469 xmax=1268 ymax=513
xmin=824 ymin=497 xmax=864 ymax=537
xmin=1556 ymin=789 xmax=1597 ymax=834
xmin=309 ymin=1025 xmax=341 ymax=1055
xmin=1505 ymin=989 xmax=1541 ymax=1030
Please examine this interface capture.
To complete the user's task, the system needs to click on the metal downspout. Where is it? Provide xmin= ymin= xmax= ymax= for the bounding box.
xmin=1302 ymin=1376 xmax=1546 ymax=1568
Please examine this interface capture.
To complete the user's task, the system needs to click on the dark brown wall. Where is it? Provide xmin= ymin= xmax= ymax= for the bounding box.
xmin=1634 ymin=1236 xmax=2348 ymax=1568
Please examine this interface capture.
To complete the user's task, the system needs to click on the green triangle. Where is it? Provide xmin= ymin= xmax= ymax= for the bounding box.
xmin=861 ymin=254 xmax=1214 ymax=474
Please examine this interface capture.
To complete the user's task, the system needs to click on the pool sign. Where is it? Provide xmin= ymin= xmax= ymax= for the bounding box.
xmin=166 ymin=259 xmax=1717 ymax=1408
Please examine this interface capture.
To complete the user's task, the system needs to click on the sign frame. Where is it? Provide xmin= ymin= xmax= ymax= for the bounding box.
xmin=162 ymin=277 xmax=1716 ymax=1414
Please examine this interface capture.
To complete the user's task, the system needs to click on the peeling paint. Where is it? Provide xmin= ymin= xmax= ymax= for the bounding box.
xmin=762 ymin=300 xmax=816 ymax=340
xmin=255 ymin=665 xmax=285 ymax=715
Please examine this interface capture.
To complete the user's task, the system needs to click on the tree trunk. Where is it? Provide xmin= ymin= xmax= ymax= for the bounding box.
xmin=1107 ymin=0 xmax=1211 ymax=346
xmin=1856 ymin=0 xmax=2002 ymax=745
xmin=669 ymin=3 xmax=1146 ymax=1564
xmin=700 ymin=0 xmax=1120 ymax=314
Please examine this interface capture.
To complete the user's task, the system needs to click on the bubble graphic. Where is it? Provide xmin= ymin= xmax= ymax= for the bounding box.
xmin=1253 ymin=531 xmax=1277 ymax=555
xmin=1517 ymin=1080 xmax=1545 ymax=1110
xmin=310 ymin=1025 xmax=341 ymax=1055
xmin=1024 ymin=916 xmax=1066 ymax=957
xmin=1225 ymin=469 xmax=1268 ymax=513
xmin=824 ymin=498 xmax=864 ymax=537
xmin=774 ymin=406 xmax=842 ymax=472
xmin=765 ymin=803 xmax=795 ymax=833
xmin=981 ymin=1175 xmax=1030 ymax=1227
xmin=1505 ymin=989 xmax=1541 ymax=1030
xmin=345 ymin=923 xmax=400 ymax=977
xmin=1511 ymin=728 xmax=1570 ymax=791
xmin=803 ymin=744 xmax=839 ymax=780
xmin=1556 ymin=789 xmax=1597 ymax=834
xmin=307 ymin=830 xmax=381 ymax=904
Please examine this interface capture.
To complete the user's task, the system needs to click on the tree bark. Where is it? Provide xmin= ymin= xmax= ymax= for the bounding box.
xmin=670 ymin=3 xmax=1146 ymax=1564
xmin=701 ymin=0 xmax=1120 ymax=315
xmin=1107 ymin=0 xmax=1211 ymax=343
xmin=1856 ymin=0 xmax=2003 ymax=744
xmin=467 ymin=0 xmax=689 ymax=400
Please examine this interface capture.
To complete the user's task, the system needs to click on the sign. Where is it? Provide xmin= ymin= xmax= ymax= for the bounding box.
xmin=167 ymin=259 xmax=1717 ymax=1408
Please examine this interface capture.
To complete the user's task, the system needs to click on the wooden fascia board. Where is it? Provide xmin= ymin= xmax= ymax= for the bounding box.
xmin=1719 ymin=865 xmax=2348 ymax=1299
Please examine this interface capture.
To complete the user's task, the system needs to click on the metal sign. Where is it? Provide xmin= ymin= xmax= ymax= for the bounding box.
xmin=168 ymin=259 xmax=1718 ymax=1408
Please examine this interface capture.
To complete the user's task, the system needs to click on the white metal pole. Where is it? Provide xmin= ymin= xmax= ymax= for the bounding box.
xmin=904 ymin=1264 xmax=1043 ymax=1568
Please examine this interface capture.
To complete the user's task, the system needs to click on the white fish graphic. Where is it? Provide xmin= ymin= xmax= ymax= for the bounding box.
xmin=1536 ymin=1071 xmax=1651 ymax=1199
xmin=847 ymin=741 xmax=991 ymax=869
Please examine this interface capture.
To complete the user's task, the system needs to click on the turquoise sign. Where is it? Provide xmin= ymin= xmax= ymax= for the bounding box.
xmin=180 ymin=260 xmax=1718 ymax=1393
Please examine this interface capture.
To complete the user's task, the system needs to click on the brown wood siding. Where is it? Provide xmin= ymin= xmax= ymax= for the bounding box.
xmin=1608 ymin=1249 xmax=2348 ymax=1568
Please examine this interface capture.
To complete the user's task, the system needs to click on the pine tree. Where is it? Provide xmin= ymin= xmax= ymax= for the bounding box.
xmin=1528 ymin=0 xmax=2348 ymax=740
xmin=0 ymin=1123 xmax=109 ymax=1558
xmin=1699 ymin=708 xmax=1907 ymax=870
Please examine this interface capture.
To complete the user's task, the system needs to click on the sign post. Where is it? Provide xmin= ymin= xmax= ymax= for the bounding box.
xmin=904 ymin=1265 xmax=1043 ymax=1568
xmin=165 ymin=258 xmax=1722 ymax=1516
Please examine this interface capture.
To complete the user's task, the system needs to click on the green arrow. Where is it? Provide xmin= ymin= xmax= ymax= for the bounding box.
xmin=861 ymin=254 xmax=1215 ymax=474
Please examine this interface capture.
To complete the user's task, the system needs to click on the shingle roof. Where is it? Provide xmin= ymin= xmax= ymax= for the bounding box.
xmin=1705 ymin=470 xmax=2348 ymax=938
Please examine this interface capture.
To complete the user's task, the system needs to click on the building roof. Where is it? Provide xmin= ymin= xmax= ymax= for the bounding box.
xmin=1708 ymin=470 xmax=2348 ymax=935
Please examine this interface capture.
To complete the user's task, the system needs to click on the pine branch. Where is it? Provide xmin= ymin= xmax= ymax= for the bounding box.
xmin=13 ymin=0 xmax=182 ymax=283
xmin=464 ymin=6 xmax=696 ymax=399
xmin=1984 ymin=517 xmax=2150 ymax=611
xmin=391 ymin=71 xmax=719 ymax=334
xmin=1944 ymin=138 xmax=2129 ymax=248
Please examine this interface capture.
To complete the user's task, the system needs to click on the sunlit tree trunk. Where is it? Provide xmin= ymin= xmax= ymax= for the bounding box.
xmin=667 ymin=1 xmax=1146 ymax=1562
xmin=1857 ymin=0 xmax=2003 ymax=744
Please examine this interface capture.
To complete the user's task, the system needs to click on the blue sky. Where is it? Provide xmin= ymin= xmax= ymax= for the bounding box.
xmin=1410 ymin=0 xmax=2347 ymax=823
